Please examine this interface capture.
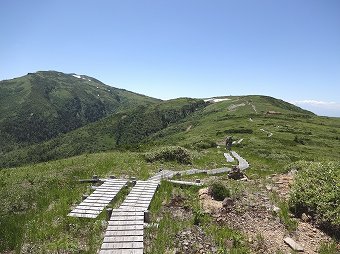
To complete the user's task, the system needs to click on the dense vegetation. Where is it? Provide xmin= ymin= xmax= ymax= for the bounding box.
xmin=144 ymin=146 xmax=192 ymax=164
xmin=289 ymin=161 xmax=340 ymax=237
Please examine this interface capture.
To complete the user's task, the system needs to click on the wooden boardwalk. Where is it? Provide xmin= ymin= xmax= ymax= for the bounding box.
xmin=99 ymin=180 xmax=159 ymax=253
xmin=224 ymin=152 xmax=235 ymax=162
xmin=119 ymin=180 xmax=159 ymax=211
xmin=148 ymin=170 xmax=176 ymax=181
xmin=231 ymin=151 xmax=249 ymax=170
xmin=99 ymin=209 xmax=144 ymax=254
xmin=68 ymin=179 xmax=127 ymax=218
xmin=167 ymin=179 xmax=202 ymax=186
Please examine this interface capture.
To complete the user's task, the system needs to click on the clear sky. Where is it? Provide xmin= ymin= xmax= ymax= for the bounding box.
xmin=1 ymin=0 xmax=339 ymax=116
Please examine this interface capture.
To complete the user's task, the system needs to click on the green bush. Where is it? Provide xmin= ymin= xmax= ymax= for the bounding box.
xmin=289 ymin=161 xmax=340 ymax=236
xmin=194 ymin=140 xmax=217 ymax=149
xmin=144 ymin=146 xmax=192 ymax=164
xmin=224 ymin=128 xmax=253 ymax=134
xmin=210 ymin=182 xmax=230 ymax=201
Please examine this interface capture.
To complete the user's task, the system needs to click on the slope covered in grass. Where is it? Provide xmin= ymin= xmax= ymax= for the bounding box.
xmin=0 ymin=71 xmax=159 ymax=154
xmin=0 ymin=98 xmax=206 ymax=168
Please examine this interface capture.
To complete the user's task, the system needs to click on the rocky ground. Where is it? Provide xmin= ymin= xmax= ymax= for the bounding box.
xmin=199 ymin=171 xmax=335 ymax=253
xmin=144 ymin=170 xmax=338 ymax=253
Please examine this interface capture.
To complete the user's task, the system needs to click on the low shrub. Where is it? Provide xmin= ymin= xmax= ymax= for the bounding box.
xmin=144 ymin=146 xmax=192 ymax=164
xmin=210 ymin=181 xmax=230 ymax=201
xmin=224 ymin=128 xmax=253 ymax=134
xmin=289 ymin=161 xmax=340 ymax=237
xmin=194 ymin=140 xmax=217 ymax=149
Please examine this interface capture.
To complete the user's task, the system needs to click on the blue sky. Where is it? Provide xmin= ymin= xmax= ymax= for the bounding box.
xmin=1 ymin=0 xmax=339 ymax=116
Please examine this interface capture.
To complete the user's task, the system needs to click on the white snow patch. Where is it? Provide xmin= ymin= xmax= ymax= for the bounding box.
xmin=72 ymin=74 xmax=81 ymax=79
xmin=204 ymin=98 xmax=231 ymax=103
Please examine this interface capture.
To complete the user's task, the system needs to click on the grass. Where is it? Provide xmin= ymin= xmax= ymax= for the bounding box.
xmin=145 ymin=180 xmax=249 ymax=253
xmin=318 ymin=241 xmax=338 ymax=254
xmin=0 ymin=151 xmax=193 ymax=253
xmin=270 ymin=192 xmax=298 ymax=233
xmin=1 ymin=94 xmax=340 ymax=252
xmin=288 ymin=161 xmax=340 ymax=237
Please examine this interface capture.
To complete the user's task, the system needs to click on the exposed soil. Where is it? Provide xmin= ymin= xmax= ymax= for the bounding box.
xmin=199 ymin=172 xmax=334 ymax=254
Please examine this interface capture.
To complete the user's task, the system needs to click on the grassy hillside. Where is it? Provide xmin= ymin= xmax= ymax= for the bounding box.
xmin=148 ymin=95 xmax=340 ymax=174
xmin=0 ymin=71 xmax=159 ymax=154
xmin=0 ymin=98 xmax=206 ymax=168
xmin=0 ymin=95 xmax=339 ymax=253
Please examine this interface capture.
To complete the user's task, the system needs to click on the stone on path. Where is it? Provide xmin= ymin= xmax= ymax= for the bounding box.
xmin=284 ymin=237 xmax=304 ymax=252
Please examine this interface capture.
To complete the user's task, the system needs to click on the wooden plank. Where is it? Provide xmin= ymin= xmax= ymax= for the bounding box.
xmin=100 ymin=249 xmax=143 ymax=254
xmin=103 ymin=236 xmax=143 ymax=242
xmin=207 ymin=167 xmax=231 ymax=175
xmin=110 ymin=210 xmax=145 ymax=216
xmin=108 ymin=220 xmax=144 ymax=225
xmin=101 ymin=242 xmax=143 ymax=249
xmin=105 ymin=230 xmax=143 ymax=236
xmin=68 ymin=213 xmax=97 ymax=218
xmin=106 ymin=225 xmax=144 ymax=231
xmin=68 ymin=179 xmax=127 ymax=218
xmin=110 ymin=216 xmax=144 ymax=221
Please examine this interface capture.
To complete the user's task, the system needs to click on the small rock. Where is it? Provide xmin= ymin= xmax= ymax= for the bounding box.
xmin=272 ymin=206 xmax=280 ymax=213
xmin=266 ymin=185 xmax=272 ymax=191
xmin=224 ymin=239 xmax=234 ymax=249
xmin=284 ymin=237 xmax=304 ymax=252
xmin=222 ymin=197 xmax=234 ymax=208
xmin=301 ymin=213 xmax=311 ymax=222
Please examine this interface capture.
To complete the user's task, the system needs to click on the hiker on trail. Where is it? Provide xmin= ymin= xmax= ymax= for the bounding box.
xmin=225 ymin=136 xmax=233 ymax=151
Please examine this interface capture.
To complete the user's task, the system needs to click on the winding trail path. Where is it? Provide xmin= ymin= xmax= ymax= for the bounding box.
xmin=72 ymin=150 xmax=249 ymax=253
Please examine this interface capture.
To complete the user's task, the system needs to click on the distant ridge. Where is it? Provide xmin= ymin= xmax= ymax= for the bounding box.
xmin=0 ymin=71 xmax=160 ymax=155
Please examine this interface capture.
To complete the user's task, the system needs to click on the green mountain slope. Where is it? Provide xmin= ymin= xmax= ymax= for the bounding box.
xmin=146 ymin=95 xmax=340 ymax=172
xmin=0 ymin=71 xmax=159 ymax=154
xmin=0 ymin=98 xmax=206 ymax=168
xmin=1 ymin=94 xmax=339 ymax=253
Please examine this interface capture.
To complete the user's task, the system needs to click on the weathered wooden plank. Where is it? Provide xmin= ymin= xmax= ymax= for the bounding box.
xmin=207 ymin=167 xmax=231 ymax=175
xmin=122 ymin=200 xmax=152 ymax=204
xmin=108 ymin=220 xmax=144 ymax=225
xmin=76 ymin=205 xmax=104 ymax=211
xmin=68 ymin=213 xmax=97 ymax=218
xmin=68 ymin=179 xmax=127 ymax=218
xmin=110 ymin=216 xmax=144 ymax=221
xmin=167 ymin=179 xmax=202 ymax=186
xmin=101 ymin=241 xmax=143 ymax=249
xmin=106 ymin=225 xmax=144 ymax=231
xmin=103 ymin=236 xmax=143 ymax=242
xmin=99 ymin=249 xmax=143 ymax=254
xmin=110 ymin=211 xmax=144 ymax=216
xmin=105 ymin=230 xmax=143 ymax=236
xmin=72 ymin=209 xmax=101 ymax=215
